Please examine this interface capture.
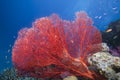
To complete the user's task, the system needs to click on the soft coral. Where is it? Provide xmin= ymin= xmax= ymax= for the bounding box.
xmin=12 ymin=11 xmax=102 ymax=79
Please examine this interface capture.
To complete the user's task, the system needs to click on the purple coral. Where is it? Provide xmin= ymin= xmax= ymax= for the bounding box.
xmin=110 ymin=46 xmax=120 ymax=57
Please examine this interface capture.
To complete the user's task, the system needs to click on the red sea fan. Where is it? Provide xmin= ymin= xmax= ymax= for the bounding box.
xmin=12 ymin=11 xmax=102 ymax=79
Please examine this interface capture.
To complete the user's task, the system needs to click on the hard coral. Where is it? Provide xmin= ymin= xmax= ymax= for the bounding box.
xmin=12 ymin=11 xmax=102 ymax=79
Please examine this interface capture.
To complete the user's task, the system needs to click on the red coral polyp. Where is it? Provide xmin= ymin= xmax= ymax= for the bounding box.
xmin=12 ymin=11 xmax=102 ymax=79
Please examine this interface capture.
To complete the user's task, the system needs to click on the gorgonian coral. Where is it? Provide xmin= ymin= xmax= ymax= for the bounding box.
xmin=12 ymin=11 xmax=102 ymax=79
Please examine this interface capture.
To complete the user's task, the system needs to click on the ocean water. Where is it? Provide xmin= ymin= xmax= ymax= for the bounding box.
xmin=0 ymin=0 xmax=120 ymax=79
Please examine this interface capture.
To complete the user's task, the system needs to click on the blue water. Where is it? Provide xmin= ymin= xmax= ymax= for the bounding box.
xmin=0 ymin=0 xmax=120 ymax=72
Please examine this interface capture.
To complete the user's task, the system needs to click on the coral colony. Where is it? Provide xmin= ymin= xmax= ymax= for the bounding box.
xmin=12 ymin=11 xmax=102 ymax=79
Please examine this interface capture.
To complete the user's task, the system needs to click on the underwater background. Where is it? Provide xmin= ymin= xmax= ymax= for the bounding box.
xmin=0 ymin=0 xmax=120 ymax=79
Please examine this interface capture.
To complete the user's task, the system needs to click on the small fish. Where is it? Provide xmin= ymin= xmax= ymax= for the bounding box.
xmin=103 ymin=13 xmax=107 ymax=15
xmin=95 ymin=16 xmax=98 ymax=19
xmin=98 ymin=16 xmax=102 ymax=19
xmin=5 ymin=56 xmax=8 ymax=59
xmin=112 ymin=7 xmax=117 ymax=10
xmin=113 ymin=35 xmax=118 ymax=39
xmin=7 ymin=49 xmax=10 ymax=53
xmin=106 ymin=28 xmax=112 ymax=32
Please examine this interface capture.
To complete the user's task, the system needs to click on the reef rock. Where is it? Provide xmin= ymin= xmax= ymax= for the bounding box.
xmin=88 ymin=51 xmax=120 ymax=80
xmin=63 ymin=76 xmax=78 ymax=80
xmin=101 ymin=43 xmax=109 ymax=52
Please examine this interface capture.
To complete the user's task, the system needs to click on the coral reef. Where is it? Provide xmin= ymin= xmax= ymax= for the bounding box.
xmin=102 ymin=19 xmax=120 ymax=47
xmin=3 ymin=43 xmax=120 ymax=80
xmin=12 ymin=11 xmax=102 ymax=79
xmin=102 ymin=19 xmax=120 ymax=57
xmin=88 ymin=43 xmax=120 ymax=80
xmin=0 ymin=68 xmax=42 ymax=80
xmin=0 ymin=68 xmax=92 ymax=80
